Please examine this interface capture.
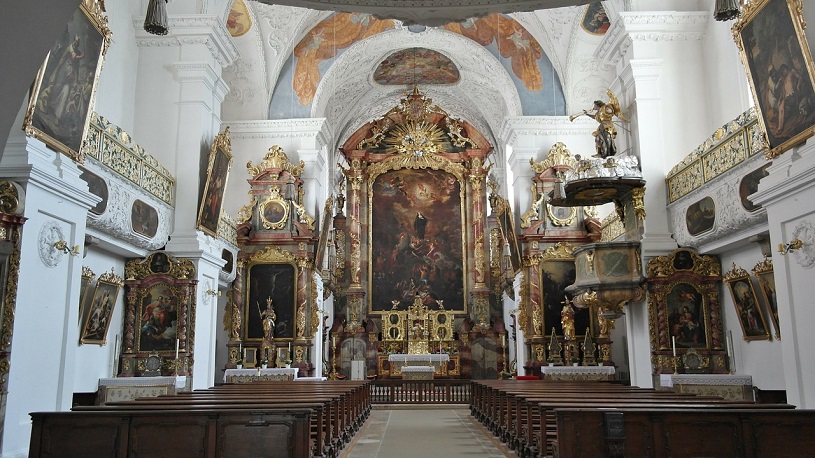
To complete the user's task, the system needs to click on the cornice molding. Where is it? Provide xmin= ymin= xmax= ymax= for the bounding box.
xmin=499 ymin=116 xmax=595 ymax=145
xmin=228 ymin=118 xmax=330 ymax=147
xmin=620 ymin=11 xmax=708 ymax=42
xmin=134 ymin=14 xmax=240 ymax=67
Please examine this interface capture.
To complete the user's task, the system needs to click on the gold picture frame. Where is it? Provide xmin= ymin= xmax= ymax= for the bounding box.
xmin=242 ymin=347 xmax=257 ymax=368
xmin=752 ymin=257 xmax=780 ymax=339
xmin=258 ymin=187 xmax=289 ymax=230
xmin=197 ymin=128 xmax=234 ymax=237
xmin=724 ymin=263 xmax=771 ymax=341
xmin=79 ymin=269 xmax=123 ymax=345
xmin=22 ymin=0 xmax=111 ymax=162
xmin=79 ymin=266 xmax=95 ymax=323
xmin=733 ymin=0 xmax=815 ymax=158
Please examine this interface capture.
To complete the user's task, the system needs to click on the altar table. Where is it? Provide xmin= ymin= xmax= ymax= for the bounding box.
xmin=223 ymin=367 xmax=299 ymax=383
xmin=401 ymin=366 xmax=435 ymax=380
xmin=660 ymin=373 xmax=753 ymax=401
xmin=540 ymin=365 xmax=616 ymax=381
xmin=97 ymin=376 xmax=187 ymax=404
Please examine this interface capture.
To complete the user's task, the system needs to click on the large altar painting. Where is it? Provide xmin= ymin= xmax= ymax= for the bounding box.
xmin=246 ymin=263 xmax=296 ymax=340
xmin=371 ymin=168 xmax=465 ymax=312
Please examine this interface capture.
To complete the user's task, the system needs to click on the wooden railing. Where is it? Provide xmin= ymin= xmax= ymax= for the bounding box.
xmin=369 ymin=380 xmax=472 ymax=404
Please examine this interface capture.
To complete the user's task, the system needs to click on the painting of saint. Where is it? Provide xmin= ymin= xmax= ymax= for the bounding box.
xmin=371 ymin=169 xmax=465 ymax=312
xmin=80 ymin=280 xmax=120 ymax=345
xmin=132 ymin=200 xmax=159 ymax=238
xmin=739 ymin=164 xmax=771 ymax=212
xmin=755 ymin=269 xmax=780 ymax=339
xmin=727 ymin=277 xmax=770 ymax=340
xmin=25 ymin=6 xmax=106 ymax=160
xmin=197 ymin=139 xmax=231 ymax=236
xmin=737 ymin=0 xmax=815 ymax=155
xmin=138 ymin=284 xmax=179 ymax=352
xmin=667 ymin=283 xmax=707 ymax=347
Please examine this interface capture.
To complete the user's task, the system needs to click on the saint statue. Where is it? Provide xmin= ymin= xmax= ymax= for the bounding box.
xmin=258 ymin=296 xmax=276 ymax=341
xmin=570 ymin=89 xmax=627 ymax=158
xmin=561 ymin=304 xmax=575 ymax=341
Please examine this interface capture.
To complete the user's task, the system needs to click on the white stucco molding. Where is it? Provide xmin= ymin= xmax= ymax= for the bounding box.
xmin=134 ymin=15 xmax=241 ymax=68
xmin=227 ymin=118 xmax=330 ymax=151
xmin=620 ymin=11 xmax=709 ymax=42
xmin=499 ymin=116 xmax=596 ymax=147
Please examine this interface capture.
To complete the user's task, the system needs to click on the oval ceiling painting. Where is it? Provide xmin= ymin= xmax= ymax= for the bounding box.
xmin=374 ymin=48 xmax=460 ymax=85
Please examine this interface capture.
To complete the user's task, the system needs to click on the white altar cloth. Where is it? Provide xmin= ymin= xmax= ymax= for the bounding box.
xmin=401 ymin=366 xmax=435 ymax=373
xmin=541 ymin=366 xmax=616 ymax=375
xmin=223 ymin=368 xmax=299 ymax=383
xmin=99 ymin=376 xmax=186 ymax=389
xmin=388 ymin=354 xmax=450 ymax=363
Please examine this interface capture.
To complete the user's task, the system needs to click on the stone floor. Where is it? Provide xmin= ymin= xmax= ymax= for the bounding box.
xmin=341 ymin=406 xmax=516 ymax=457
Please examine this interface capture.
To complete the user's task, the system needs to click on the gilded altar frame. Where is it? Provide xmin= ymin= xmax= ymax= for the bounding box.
xmin=724 ymin=263 xmax=771 ymax=341
xmin=121 ymin=252 xmax=197 ymax=377
xmin=646 ymin=248 xmax=726 ymax=374
xmin=243 ymin=246 xmax=298 ymax=342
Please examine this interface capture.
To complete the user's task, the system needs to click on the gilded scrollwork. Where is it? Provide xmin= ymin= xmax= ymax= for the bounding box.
xmin=248 ymin=245 xmax=297 ymax=265
xmin=246 ymin=145 xmax=304 ymax=179
xmin=125 ymin=252 xmax=195 ymax=281
xmin=542 ymin=242 xmax=575 ymax=260
xmin=529 ymin=142 xmax=578 ymax=173
xmin=631 ymin=187 xmax=646 ymax=221
xmin=520 ymin=184 xmax=545 ymax=229
xmin=291 ymin=200 xmax=315 ymax=231
xmin=646 ymin=248 xmax=720 ymax=278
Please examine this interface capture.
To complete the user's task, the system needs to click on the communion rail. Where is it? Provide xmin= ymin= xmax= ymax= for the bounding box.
xmin=369 ymin=379 xmax=472 ymax=404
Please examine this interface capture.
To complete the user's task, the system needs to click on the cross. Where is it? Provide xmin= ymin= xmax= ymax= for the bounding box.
xmin=561 ymin=296 xmax=573 ymax=308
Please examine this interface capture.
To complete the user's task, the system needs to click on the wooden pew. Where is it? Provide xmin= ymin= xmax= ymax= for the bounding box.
xmin=554 ymin=407 xmax=815 ymax=458
xmin=30 ymin=380 xmax=369 ymax=458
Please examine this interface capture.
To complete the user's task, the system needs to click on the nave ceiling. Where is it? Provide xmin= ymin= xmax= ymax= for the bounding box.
xmin=222 ymin=1 xmax=621 ymax=164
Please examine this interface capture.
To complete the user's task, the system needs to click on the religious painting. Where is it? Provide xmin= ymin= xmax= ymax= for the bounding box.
xmin=197 ymin=128 xmax=234 ymax=237
xmin=735 ymin=0 xmax=815 ymax=158
xmin=226 ymin=0 xmax=252 ymax=37
xmin=22 ymin=0 xmax=110 ymax=161
xmin=79 ymin=271 xmax=123 ymax=345
xmin=246 ymin=263 xmax=296 ymax=340
xmin=666 ymin=283 xmax=708 ymax=348
xmin=79 ymin=167 xmax=108 ymax=215
xmin=370 ymin=168 xmax=465 ymax=312
xmin=581 ymin=2 xmax=611 ymax=35
xmin=131 ymin=199 xmax=158 ymax=238
xmin=373 ymin=48 xmax=461 ymax=85
xmin=495 ymin=196 xmax=521 ymax=272
xmin=739 ymin=164 xmax=771 ymax=211
xmin=137 ymin=283 xmax=180 ymax=352
xmin=725 ymin=264 xmax=771 ymax=341
xmin=540 ymin=254 xmax=588 ymax=339
xmin=686 ymin=197 xmax=715 ymax=236
xmin=753 ymin=257 xmax=780 ymax=339
xmin=78 ymin=266 xmax=95 ymax=323
xmin=258 ymin=187 xmax=289 ymax=230
xmin=314 ymin=196 xmax=334 ymax=270
xmin=149 ymin=252 xmax=171 ymax=274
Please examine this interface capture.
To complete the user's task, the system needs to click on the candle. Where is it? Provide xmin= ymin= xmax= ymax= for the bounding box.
xmin=175 ymin=338 xmax=180 ymax=360
xmin=671 ymin=336 xmax=676 ymax=357
xmin=332 ymin=335 xmax=336 ymax=347
xmin=502 ymin=334 xmax=506 ymax=346
xmin=727 ymin=330 xmax=736 ymax=373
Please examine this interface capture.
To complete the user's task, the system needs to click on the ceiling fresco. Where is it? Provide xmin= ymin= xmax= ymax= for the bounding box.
xmin=227 ymin=0 xmax=252 ymax=37
xmin=373 ymin=48 xmax=461 ymax=85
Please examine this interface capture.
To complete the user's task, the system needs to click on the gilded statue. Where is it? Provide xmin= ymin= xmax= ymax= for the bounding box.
xmin=570 ymin=89 xmax=627 ymax=158
xmin=561 ymin=304 xmax=575 ymax=341
xmin=258 ymin=296 xmax=276 ymax=341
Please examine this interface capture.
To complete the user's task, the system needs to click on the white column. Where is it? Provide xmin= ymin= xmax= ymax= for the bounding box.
xmin=133 ymin=15 xmax=238 ymax=389
xmin=751 ymin=141 xmax=815 ymax=408
xmin=0 ymin=135 xmax=98 ymax=453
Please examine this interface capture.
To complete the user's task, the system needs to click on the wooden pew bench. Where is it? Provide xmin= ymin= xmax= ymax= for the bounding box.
xmin=553 ymin=407 xmax=815 ymax=458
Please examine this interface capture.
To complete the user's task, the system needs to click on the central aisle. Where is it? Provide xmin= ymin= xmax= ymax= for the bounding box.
xmin=341 ymin=407 xmax=515 ymax=457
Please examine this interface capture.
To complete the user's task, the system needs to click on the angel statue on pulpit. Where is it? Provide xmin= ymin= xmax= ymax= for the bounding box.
xmin=570 ymin=89 xmax=627 ymax=159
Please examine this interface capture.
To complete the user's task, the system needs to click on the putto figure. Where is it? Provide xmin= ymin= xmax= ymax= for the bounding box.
xmin=570 ymin=89 xmax=627 ymax=158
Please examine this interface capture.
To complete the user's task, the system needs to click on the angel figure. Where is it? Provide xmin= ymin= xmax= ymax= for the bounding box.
xmin=571 ymin=89 xmax=627 ymax=158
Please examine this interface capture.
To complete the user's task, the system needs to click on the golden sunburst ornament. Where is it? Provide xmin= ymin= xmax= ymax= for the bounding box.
xmin=384 ymin=121 xmax=447 ymax=157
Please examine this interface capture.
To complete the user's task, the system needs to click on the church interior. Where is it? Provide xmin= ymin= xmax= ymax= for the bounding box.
xmin=4 ymin=0 xmax=815 ymax=456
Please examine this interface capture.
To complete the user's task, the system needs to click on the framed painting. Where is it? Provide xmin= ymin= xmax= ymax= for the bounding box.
xmin=131 ymin=199 xmax=158 ymax=238
xmin=258 ymin=187 xmax=289 ymax=230
xmin=666 ymin=283 xmax=708 ymax=348
xmin=724 ymin=264 xmax=771 ymax=341
xmin=245 ymin=259 xmax=296 ymax=340
xmin=686 ymin=197 xmax=715 ymax=236
xmin=197 ymin=128 xmax=234 ymax=237
xmin=540 ymin=244 xmax=592 ymax=339
xmin=314 ymin=196 xmax=334 ymax=271
xmin=137 ymin=283 xmax=181 ymax=352
xmin=369 ymin=168 xmax=466 ymax=312
xmin=734 ymin=0 xmax=815 ymax=158
xmin=753 ymin=257 xmax=781 ymax=339
xmin=79 ymin=270 xmax=123 ymax=345
xmin=495 ymin=195 xmax=521 ymax=273
xmin=78 ymin=266 xmax=95 ymax=323
xmin=79 ymin=167 xmax=108 ymax=215
xmin=242 ymin=347 xmax=257 ymax=369
xmin=22 ymin=0 xmax=111 ymax=162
